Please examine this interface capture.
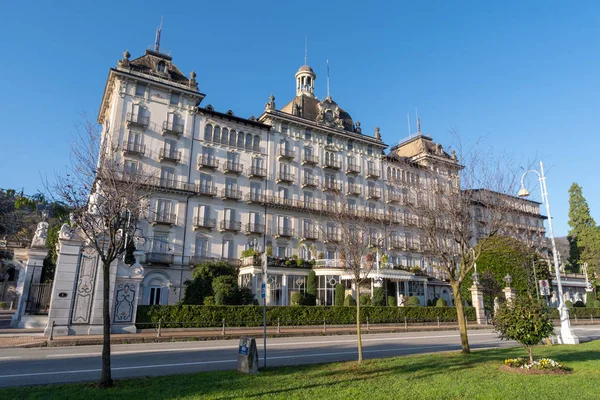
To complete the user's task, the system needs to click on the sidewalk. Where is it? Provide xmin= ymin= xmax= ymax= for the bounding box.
xmin=0 ymin=322 xmax=489 ymax=348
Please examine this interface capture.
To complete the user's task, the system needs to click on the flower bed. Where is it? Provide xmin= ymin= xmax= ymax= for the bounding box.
xmin=501 ymin=358 xmax=572 ymax=375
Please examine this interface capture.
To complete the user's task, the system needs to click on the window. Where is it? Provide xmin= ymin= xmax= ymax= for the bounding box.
xmin=317 ymin=275 xmax=338 ymax=306
xmin=157 ymin=61 xmax=166 ymax=73
xmin=245 ymin=133 xmax=253 ymax=150
xmin=170 ymin=92 xmax=180 ymax=106
xmin=303 ymin=191 xmax=313 ymax=207
xmin=195 ymin=235 xmax=209 ymax=258
xmin=267 ymin=275 xmax=283 ymax=306
xmin=253 ymin=135 xmax=260 ymax=152
xmin=229 ymin=130 xmax=237 ymax=147
xmin=225 ymin=177 xmax=238 ymax=192
xmin=204 ymin=124 xmax=213 ymax=142
xmin=287 ymin=275 xmax=306 ymax=301
xmin=327 ymin=135 xmax=333 ymax=145
xmin=149 ymin=287 xmax=163 ymax=305
xmin=281 ymin=124 xmax=288 ymax=134
xmin=278 ymin=186 xmax=289 ymax=199
xmin=199 ymin=173 xmax=213 ymax=191
xmin=135 ymin=83 xmax=147 ymax=97
xmin=304 ymin=129 xmax=311 ymax=140
xmin=124 ymin=160 xmax=138 ymax=175
xmin=213 ymin=126 xmax=221 ymax=143
xmin=221 ymin=235 xmax=235 ymax=259
xmin=221 ymin=128 xmax=229 ymax=145
xmin=238 ymin=132 xmax=245 ymax=148
xmin=367 ymin=145 xmax=373 ymax=156
xmin=252 ymin=157 xmax=264 ymax=170
xmin=160 ymin=167 xmax=175 ymax=185
xmin=156 ymin=199 xmax=173 ymax=221
xmin=347 ymin=140 xmax=353 ymax=151
xmin=277 ymin=246 xmax=287 ymax=258
xmin=152 ymin=234 xmax=169 ymax=254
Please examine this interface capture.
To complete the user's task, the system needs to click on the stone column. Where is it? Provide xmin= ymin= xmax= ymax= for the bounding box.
xmin=469 ymin=283 xmax=486 ymax=324
xmin=112 ymin=251 xmax=145 ymax=334
xmin=11 ymin=246 xmax=49 ymax=328
xmin=396 ymin=281 xmax=400 ymax=306
xmin=502 ymin=286 xmax=516 ymax=304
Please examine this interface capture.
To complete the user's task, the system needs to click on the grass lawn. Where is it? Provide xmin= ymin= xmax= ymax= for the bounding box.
xmin=2 ymin=340 xmax=599 ymax=400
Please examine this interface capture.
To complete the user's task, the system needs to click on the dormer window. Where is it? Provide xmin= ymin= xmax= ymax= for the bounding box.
xmin=157 ymin=61 xmax=166 ymax=73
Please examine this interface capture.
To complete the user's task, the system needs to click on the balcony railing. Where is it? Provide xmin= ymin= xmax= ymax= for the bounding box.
xmin=324 ymin=158 xmax=341 ymax=170
xmin=347 ymin=183 xmax=362 ymax=196
xmin=302 ymin=153 xmax=319 ymax=165
xmin=300 ymin=228 xmax=319 ymax=240
xmin=366 ymin=168 xmax=381 ymax=179
xmin=159 ymin=148 xmax=182 ymax=163
xmin=198 ymin=184 xmax=217 ymax=197
xmin=146 ymin=252 xmax=174 ymax=265
xmin=278 ymin=147 xmax=295 ymax=160
xmin=220 ymin=220 xmax=241 ymax=232
xmin=189 ymin=256 xmax=241 ymax=267
xmin=346 ymin=163 xmax=361 ymax=174
xmin=245 ymin=223 xmax=265 ymax=234
xmin=151 ymin=213 xmax=177 ymax=225
xmin=199 ymin=155 xmax=219 ymax=169
xmin=193 ymin=217 xmax=216 ymax=230
xmin=367 ymin=188 xmax=382 ymax=199
xmin=123 ymin=142 xmax=145 ymax=156
xmin=386 ymin=191 xmax=402 ymax=204
xmin=248 ymin=166 xmax=267 ymax=178
xmin=388 ymin=238 xmax=404 ymax=250
xmin=276 ymin=227 xmax=295 ymax=237
xmin=221 ymin=188 xmax=242 ymax=200
xmin=162 ymin=120 xmax=184 ymax=136
xmin=126 ymin=112 xmax=149 ymax=127
xmin=246 ymin=192 xmax=265 ymax=203
xmin=152 ymin=178 xmax=195 ymax=192
xmin=277 ymin=172 xmax=295 ymax=183
xmin=223 ymin=161 xmax=244 ymax=175
xmin=302 ymin=176 xmax=319 ymax=188
xmin=323 ymin=231 xmax=342 ymax=243
xmin=323 ymin=181 xmax=342 ymax=192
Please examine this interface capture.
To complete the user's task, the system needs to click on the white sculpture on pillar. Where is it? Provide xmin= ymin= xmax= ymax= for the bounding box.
xmin=31 ymin=221 xmax=49 ymax=248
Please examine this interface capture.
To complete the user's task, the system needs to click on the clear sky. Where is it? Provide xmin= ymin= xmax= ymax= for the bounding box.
xmin=1 ymin=0 xmax=598 ymax=237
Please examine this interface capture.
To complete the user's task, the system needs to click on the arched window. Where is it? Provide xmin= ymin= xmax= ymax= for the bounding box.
xmin=213 ymin=126 xmax=221 ymax=143
xmin=245 ymin=133 xmax=252 ymax=150
xmin=253 ymin=135 xmax=260 ymax=152
xmin=229 ymin=129 xmax=237 ymax=147
xmin=204 ymin=124 xmax=213 ymax=142
xmin=157 ymin=61 xmax=166 ymax=73
xmin=238 ymin=131 xmax=244 ymax=148
xmin=221 ymin=128 xmax=229 ymax=145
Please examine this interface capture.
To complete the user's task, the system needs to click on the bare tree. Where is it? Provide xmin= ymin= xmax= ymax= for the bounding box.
xmin=51 ymin=119 xmax=155 ymax=387
xmin=408 ymin=137 xmax=520 ymax=354
xmin=310 ymin=185 xmax=393 ymax=363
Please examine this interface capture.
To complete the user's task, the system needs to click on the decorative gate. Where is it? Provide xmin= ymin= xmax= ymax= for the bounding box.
xmin=25 ymin=283 xmax=52 ymax=315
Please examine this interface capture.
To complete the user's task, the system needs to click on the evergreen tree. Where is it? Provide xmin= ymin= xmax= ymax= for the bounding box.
xmin=567 ymin=183 xmax=596 ymax=271
xmin=334 ymin=283 xmax=345 ymax=306
xmin=306 ymin=270 xmax=317 ymax=305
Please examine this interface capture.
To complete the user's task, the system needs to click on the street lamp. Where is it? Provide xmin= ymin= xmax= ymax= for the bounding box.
xmin=519 ymin=161 xmax=579 ymax=344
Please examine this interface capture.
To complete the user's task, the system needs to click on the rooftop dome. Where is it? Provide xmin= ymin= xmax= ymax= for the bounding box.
xmin=296 ymin=65 xmax=315 ymax=75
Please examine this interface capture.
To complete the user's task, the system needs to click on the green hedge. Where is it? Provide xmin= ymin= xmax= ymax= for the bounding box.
xmin=548 ymin=307 xmax=600 ymax=319
xmin=136 ymin=305 xmax=477 ymax=328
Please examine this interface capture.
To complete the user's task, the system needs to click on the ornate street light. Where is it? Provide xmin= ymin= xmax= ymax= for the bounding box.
xmin=519 ymin=161 xmax=579 ymax=344
xmin=503 ymin=273 xmax=512 ymax=287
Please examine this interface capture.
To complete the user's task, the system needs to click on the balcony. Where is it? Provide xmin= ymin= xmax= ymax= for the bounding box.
xmin=323 ymin=158 xmax=341 ymax=170
xmin=278 ymin=147 xmax=295 ymax=160
xmin=323 ymin=202 xmax=339 ymax=213
xmin=367 ymin=188 xmax=382 ymax=199
xmin=300 ymin=228 xmax=319 ymax=241
xmin=193 ymin=217 xmax=216 ymax=230
xmin=248 ymin=166 xmax=267 ymax=179
xmin=221 ymin=188 xmax=242 ymax=201
xmin=301 ymin=199 xmax=319 ymax=211
xmin=346 ymin=163 xmax=361 ymax=174
xmin=276 ymin=227 xmax=295 ymax=238
xmin=152 ymin=178 xmax=194 ymax=193
xmin=162 ymin=120 xmax=184 ymax=137
xmin=246 ymin=192 xmax=265 ymax=204
xmin=386 ymin=191 xmax=402 ymax=204
xmin=388 ymin=238 xmax=404 ymax=250
xmin=223 ymin=161 xmax=244 ymax=175
xmin=159 ymin=148 xmax=182 ymax=163
xmin=123 ymin=142 xmax=145 ymax=156
xmin=199 ymin=155 xmax=219 ymax=169
xmin=323 ymin=181 xmax=342 ymax=192
xmin=146 ymin=252 xmax=174 ymax=265
xmin=126 ymin=112 xmax=149 ymax=128
xmin=323 ymin=231 xmax=342 ymax=243
xmin=198 ymin=183 xmax=217 ymax=197
xmin=302 ymin=176 xmax=319 ymax=188
xmin=366 ymin=168 xmax=381 ymax=179
xmin=302 ymin=153 xmax=319 ymax=166
xmin=346 ymin=183 xmax=362 ymax=196
xmin=151 ymin=213 xmax=177 ymax=226
xmin=245 ymin=223 xmax=265 ymax=234
xmin=220 ymin=220 xmax=242 ymax=232
xmin=277 ymin=172 xmax=295 ymax=184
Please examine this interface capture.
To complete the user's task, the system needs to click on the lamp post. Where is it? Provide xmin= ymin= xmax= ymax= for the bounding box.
xmin=518 ymin=161 xmax=579 ymax=344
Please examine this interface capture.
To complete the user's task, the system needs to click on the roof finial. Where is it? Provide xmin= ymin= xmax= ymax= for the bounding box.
xmin=154 ymin=17 xmax=163 ymax=52
xmin=326 ymin=59 xmax=331 ymax=99
xmin=304 ymin=34 xmax=308 ymax=65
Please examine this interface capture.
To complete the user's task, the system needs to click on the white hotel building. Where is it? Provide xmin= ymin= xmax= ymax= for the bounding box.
xmin=97 ymin=44 xmax=546 ymax=307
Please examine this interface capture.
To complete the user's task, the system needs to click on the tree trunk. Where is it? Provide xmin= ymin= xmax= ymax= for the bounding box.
xmin=527 ymin=346 xmax=533 ymax=365
xmin=451 ymin=282 xmax=470 ymax=354
xmin=356 ymin=298 xmax=363 ymax=363
xmin=99 ymin=260 xmax=112 ymax=387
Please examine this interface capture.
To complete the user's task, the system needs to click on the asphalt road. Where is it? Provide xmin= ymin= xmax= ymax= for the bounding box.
xmin=1 ymin=326 xmax=599 ymax=388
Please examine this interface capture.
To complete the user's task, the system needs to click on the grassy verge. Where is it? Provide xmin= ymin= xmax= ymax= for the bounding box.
xmin=2 ymin=340 xmax=599 ymax=400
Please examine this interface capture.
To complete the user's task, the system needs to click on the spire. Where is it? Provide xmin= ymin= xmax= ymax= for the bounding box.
xmin=326 ymin=59 xmax=331 ymax=99
xmin=154 ymin=17 xmax=163 ymax=52
xmin=304 ymin=34 xmax=308 ymax=65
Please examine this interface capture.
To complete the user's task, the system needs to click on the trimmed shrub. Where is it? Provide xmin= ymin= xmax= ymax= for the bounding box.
xmin=290 ymin=292 xmax=304 ymax=306
xmin=565 ymin=300 xmax=573 ymax=308
xmin=436 ymin=298 xmax=448 ymax=307
xmin=574 ymin=300 xmax=585 ymax=308
xmin=387 ymin=296 xmax=396 ymax=307
xmin=371 ymin=288 xmax=386 ymax=306
xmin=203 ymin=296 xmax=214 ymax=305
xmin=426 ymin=299 xmax=433 ymax=307
xmin=344 ymin=295 xmax=356 ymax=306
xmin=306 ymin=271 xmax=317 ymax=306
xmin=594 ymin=300 xmax=600 ymax=308
xmin=334 ymin=284 xmax=345 ymax=307
xmin=359 ymin=294 xmax=371 ymax=306
xmin=136 ymin=305 xmax=479 ymax=328
xmin=586 ymin=292 xmax=596 ymax=307
xmin=407 ymin=296 xmax=420 ymax=307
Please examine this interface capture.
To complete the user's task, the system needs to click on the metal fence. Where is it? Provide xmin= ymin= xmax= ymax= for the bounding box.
xmin=25 ymin=283 xmax=52 ymax=315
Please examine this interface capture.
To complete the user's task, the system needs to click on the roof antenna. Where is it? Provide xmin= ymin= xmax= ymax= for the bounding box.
xmin=407 ymin=113 xmax=411 ymax=137
xmin=326 ymin=59 xmax=331 ymax=99
xmin=154 ymin=17 xmax=163 ymax=52
xmin=304 ymin=35 xmax=308 ymax=65
xmin=415 ymin=106 xmax=419 ymax=132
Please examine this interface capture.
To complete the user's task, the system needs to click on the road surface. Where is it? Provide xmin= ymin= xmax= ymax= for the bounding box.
xmin=1 ymin=326 xmax=599 ymax=387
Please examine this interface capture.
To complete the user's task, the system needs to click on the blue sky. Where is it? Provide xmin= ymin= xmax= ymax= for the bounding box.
xmin=1 ymin=0 xmax=598 ymax=237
